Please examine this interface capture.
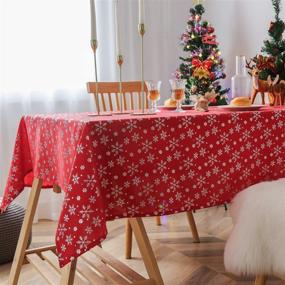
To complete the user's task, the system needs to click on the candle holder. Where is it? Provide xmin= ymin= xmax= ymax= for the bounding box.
xmin=132 ymin=23 xmax=153 ymax=116
xmin=113 ymin=55 xmax=130 ymax=115
xmin=90 ymin=39 xmax=112 ymax=116
xmin=91 ymin=39 xmax=101 ymax=116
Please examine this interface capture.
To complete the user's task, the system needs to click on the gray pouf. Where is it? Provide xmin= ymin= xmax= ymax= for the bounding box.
xmin=0 ymin=198 xmax=32 ymax=264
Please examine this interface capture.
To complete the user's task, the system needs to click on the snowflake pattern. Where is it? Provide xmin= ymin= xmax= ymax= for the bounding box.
xmin=2 ymin=109 xmax=285 ymax=267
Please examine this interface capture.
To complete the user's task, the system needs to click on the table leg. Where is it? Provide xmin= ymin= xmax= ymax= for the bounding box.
xmin=186 ymin=212 xmax=200 ymax=243
xmin=155 ymin=217 xmax=161 ymax=226
xmin=8 ymin=178 xmax=43 ymax=285
xmin=129 ymin=218 xmax=164 ymax=285
xmin=125 ymin=219 xmax=133 ymax=259
xmin=254 ymin=275 xmax=267 ymax=285
xmin=60 ymin=258 xmax=77 ymax=285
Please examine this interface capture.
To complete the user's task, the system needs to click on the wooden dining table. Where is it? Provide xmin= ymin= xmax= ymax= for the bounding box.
xmin=2 ymin=106 xmax=285 ymax=284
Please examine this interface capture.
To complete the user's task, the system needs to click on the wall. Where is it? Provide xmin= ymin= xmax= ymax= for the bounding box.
xmin=100 ymin=0 xmax=283 ymax=101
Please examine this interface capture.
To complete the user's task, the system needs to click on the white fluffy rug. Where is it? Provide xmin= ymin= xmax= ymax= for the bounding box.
xmin=224 ymin=178 xmax=285 ymax=276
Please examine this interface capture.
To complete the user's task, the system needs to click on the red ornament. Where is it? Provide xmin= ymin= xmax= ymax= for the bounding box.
xmin=202 ymin=34 xmax=218 ymax=45
xmin=210 ymin=72 xmax=216 ymax=80
xmin=207 ymin=26 xmax=215 ymax=34
xmin=192 ymin=58 xmax=213 ymax=71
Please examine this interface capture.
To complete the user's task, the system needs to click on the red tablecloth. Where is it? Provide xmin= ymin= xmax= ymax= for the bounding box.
xmin=2 ymin=107 xmax=285 ymax=267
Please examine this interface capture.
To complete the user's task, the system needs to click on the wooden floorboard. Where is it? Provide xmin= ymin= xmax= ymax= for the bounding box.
xmin=0 ymin=206 xmax=284 ymax=285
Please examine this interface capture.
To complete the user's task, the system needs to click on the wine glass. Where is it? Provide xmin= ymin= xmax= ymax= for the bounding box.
xmin=146 ymin=81 xmax=161 ymax=113
xmin=169 ymin=79 xmax=186 ymax=112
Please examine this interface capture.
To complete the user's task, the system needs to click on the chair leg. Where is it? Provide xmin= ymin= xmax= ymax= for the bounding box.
xmin=254 ymin=275 xmax=267 ymax=285
xmin=8 ymin=178 xmax=43 ymax=285
xmin=125 ymin=219 xmax=133 ymax=259
xmin=186 ymin=212 xmax=200 ymax=243
xmin=156 ymin=216 xmax=161 ymax=226
xmin=60 ymin=258 xmax=77 ymax=285
xmin=129 ymin=218 xmax=164 ymax=285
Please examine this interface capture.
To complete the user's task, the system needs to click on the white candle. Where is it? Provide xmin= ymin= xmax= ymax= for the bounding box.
xmin=114 ymin=0 xmax=121 ymax=55
xmin=90 ymin=0 xmax=97 ymax=40
xmin=139 ymin=0 xmax=145 ymax=24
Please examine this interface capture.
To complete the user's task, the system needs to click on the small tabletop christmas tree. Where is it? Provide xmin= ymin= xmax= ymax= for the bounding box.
xmin=247 ymin=0 xmax=285 ymax=81
xmin=175 ymin=3 xmax=229 ymax=105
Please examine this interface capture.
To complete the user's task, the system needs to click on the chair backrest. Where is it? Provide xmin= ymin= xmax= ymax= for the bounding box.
xmin=86 ymin=81 xmax=148 ymax=112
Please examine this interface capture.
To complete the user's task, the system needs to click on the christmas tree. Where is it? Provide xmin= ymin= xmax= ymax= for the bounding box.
xmin=247 ymin=0 xmax=285 ymax=81
xmin=175 ymin=3 xmax=229 ymax=105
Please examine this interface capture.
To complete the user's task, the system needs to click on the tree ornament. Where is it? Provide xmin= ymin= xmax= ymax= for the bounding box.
xmin=193 ymin=67 xmax=210 ymax=79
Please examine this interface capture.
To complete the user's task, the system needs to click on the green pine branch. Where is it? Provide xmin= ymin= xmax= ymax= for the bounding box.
xmin=272 ymin=0 xmax=281 ymax=21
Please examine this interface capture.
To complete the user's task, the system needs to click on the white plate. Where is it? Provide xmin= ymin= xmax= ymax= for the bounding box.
xmin=217 ymin=105 xmax=265 ymax=111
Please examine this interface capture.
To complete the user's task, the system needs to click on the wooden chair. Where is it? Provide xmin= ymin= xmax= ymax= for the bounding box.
xmin=87 ymin=82 xmax=200 ymax=260
xmin=8 ymin=180 xmax=163 ymax=285
xmin=86 ymin=81 xmax=149 ymax=112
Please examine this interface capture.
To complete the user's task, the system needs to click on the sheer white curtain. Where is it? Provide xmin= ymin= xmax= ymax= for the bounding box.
xmin=0 ymin=0 xmax=116 ymax=220
xmin=0 ymin=0 xmax=279 ymax=220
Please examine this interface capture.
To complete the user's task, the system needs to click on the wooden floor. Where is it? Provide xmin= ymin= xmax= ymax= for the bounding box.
xmin=0 ymin=206 xmax=283 ymax=285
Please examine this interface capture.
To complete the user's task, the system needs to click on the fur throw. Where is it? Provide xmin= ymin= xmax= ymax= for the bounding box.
xmin=224 ymin=178 xmax=285 ymax=276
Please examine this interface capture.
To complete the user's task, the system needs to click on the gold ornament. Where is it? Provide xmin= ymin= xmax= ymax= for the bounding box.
xmin=193 ymin=67 xmax=210 ymax=79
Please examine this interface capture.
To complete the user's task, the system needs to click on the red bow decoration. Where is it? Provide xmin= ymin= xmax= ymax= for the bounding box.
xmin=192 ymin=58 xmax=213 ymax=71
xmin=256 ymin=55 xmax=275 ymax=72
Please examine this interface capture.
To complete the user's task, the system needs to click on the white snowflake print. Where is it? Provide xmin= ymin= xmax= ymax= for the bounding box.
xmin=141 ymin=183 xmax=154 ymax=196
xmin=155 ymin=118 xmax=166 ymax=130
xmin=187 ymin=129 xmax=195 ymax=138
xmin=263 ymin=129 xmax=272 ymax=139
xmin=95 ymin=122 xmax=107 ymax=134
xmin=142 ymin=140 xmax=153 ymax=152
xmin=169 ymin=138 xmax=179 ymax=150
xmin=79 ymin=205 xmax=94 ymax=220
xmin=58 ymin=223 xmax=67 ymax=237
xmin=68 ymin=204 xmax=76 ymax=215
xmin=183 ymin=157 xmax=193 ymax=170
xmin=111 ymin=185 xmax=123 ymax=198
xmin=111 ymin=142 xmax=123 ymax=155
xmin=182 ymin=116 xmax=192 ymax=128
xmin=160 ymin=130 xmax=168 ymax=140
xmin=219 ymin=132 xmax=229 ymax=145
xmin=100 ymin=135 xmax=109 ymax=145
xmin=65 ymin=235 xmax=73 ymax=245
xmin=207 ymin=115 xmax=217 ymax=126
xmin=125 ymin=120 xmax=137 ymax=132
xmin=72 ymin=174 xmax=80 ymax=184
xmin=92 ymin=216 xmax=102 ymax=227
xmin=132 ymin=133 xmax=140 ymax=143
xmin=117 ymin=156 xmax=126 ymax=166
xmin=127 ymin=205 xmax=139 ymax=216
xmin=127 ymin=163 xmax=139 ymax=176
xmin=273 ymin=110 xmax=282 ymax=119
xmin=194 ymin=134 xmax=205 ymax=147
xmin=76 ymin=236 xmax=91 ymax=250
xmin=84 ymin=175 xmax=96 ymax=188
xmin=231 ymin=112 xmax=240 ymax=122
xmin=98 ymin=165 xmax=107 ymax=178
xmin=170 ymin=179 xmax=180 ymax=191
xmin=157 ymin=160 xmax=167 ymax=173
xmin=76 ymin=144 xmax=84 ymax=154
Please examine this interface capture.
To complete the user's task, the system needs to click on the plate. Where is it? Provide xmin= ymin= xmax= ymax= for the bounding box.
xmin=217 ymin=105 xmax=265 ymax=111
xmin=158 ymin=105 xmax=194 ymax=111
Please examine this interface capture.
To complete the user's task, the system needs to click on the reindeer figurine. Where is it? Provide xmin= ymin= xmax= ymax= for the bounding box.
xmin=250 ymin=67 xmax=279 ymax=105
xmin=246 ymin=59 xmax=285 ymax=106
xmin=268 ymin=76 xmax=285 ymax=105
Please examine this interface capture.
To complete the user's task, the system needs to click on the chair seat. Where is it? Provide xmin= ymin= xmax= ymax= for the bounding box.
xmin=224 ymin=178 xmax=285 ymax=277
